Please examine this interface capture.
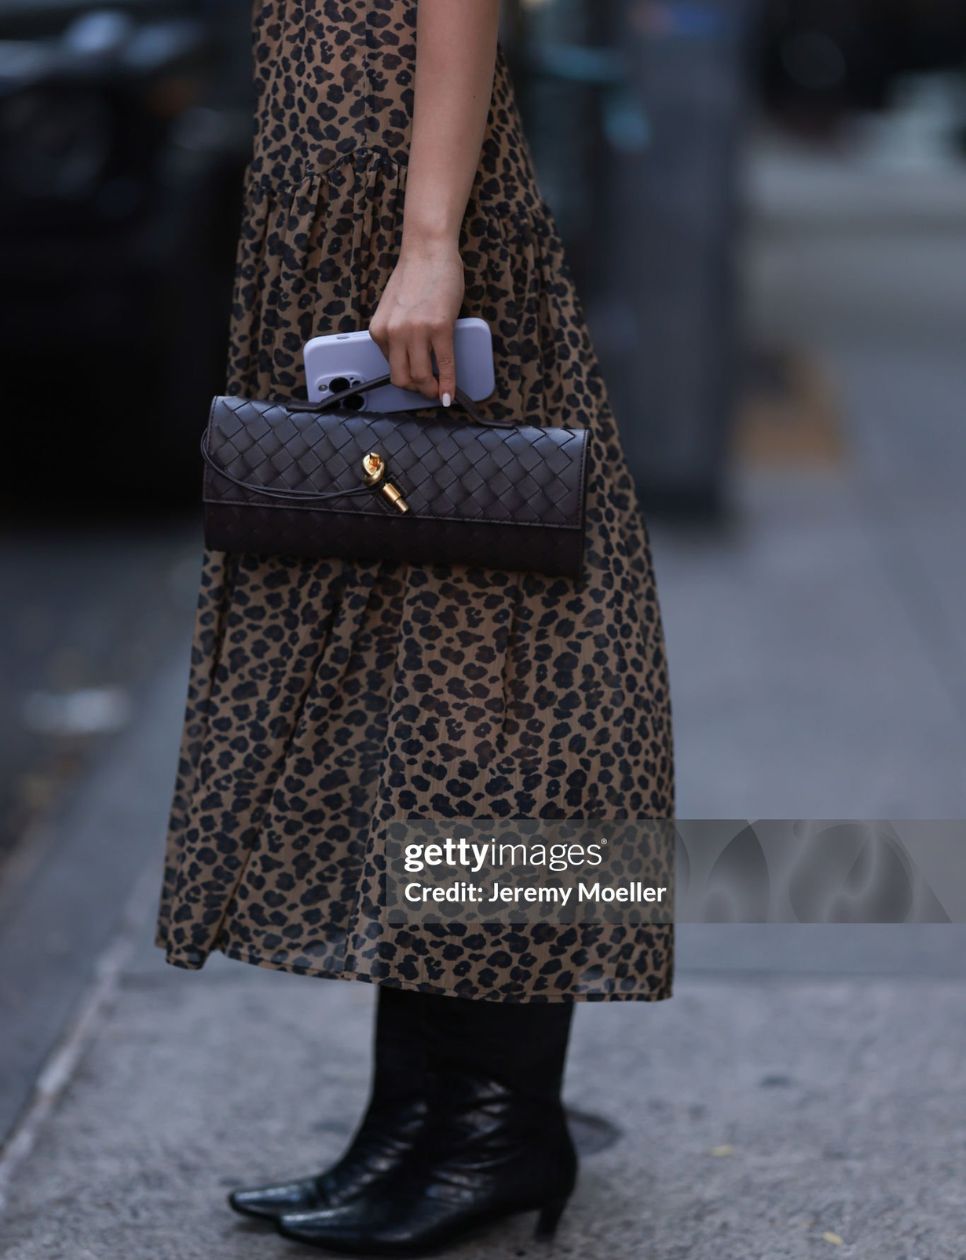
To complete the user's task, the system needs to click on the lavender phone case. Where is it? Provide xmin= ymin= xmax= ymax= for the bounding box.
xmin=304 ymin=317 xmax=495 ymax=413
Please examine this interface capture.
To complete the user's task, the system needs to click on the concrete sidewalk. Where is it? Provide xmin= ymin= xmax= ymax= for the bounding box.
xmin=2 ymin=639 xmax=963 ymax=1259
xmin=1 ymin=630 xmax=963 ymax=1259
xmin=3 ymin=886 xmax=966 ymax=1260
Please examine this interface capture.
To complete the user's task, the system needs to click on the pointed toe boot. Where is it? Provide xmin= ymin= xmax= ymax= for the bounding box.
xmin=229 ymin=1094 xmax=426 ymax=1221
xmin=277 ymin=1077 xmax=575 ymax=1254
xmin=274 ymin=997 xmax=577 ymax=1255
xmin=229 ymin=987 xmax=430 ymax=1222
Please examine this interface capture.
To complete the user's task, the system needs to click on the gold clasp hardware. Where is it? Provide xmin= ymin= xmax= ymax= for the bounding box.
xmin=362 ymin=451 xmax=409 ymax=514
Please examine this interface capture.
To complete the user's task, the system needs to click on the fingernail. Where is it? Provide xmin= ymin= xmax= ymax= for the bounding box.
xmin=442 ymin=393 xmax=452 ymax=407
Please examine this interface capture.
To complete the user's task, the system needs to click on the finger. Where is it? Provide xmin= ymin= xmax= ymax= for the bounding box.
xmin=369 ymin=318 xmax=390 ymax=365
xmin=387 ymin=337 xmax=413 ymax=392
xmin=408 ymin=333 xmax=439 ymax=401
xmin=431 ymin=324 xmax=457 ymax=408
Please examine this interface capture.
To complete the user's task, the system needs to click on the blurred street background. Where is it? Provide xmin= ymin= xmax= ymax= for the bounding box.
xmin=3 ymin=1 xmax=966 ymax=1256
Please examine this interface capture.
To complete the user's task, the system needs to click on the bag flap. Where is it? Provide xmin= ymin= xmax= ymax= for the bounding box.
xmin=203 ymin=396 xmax=589 ymax=528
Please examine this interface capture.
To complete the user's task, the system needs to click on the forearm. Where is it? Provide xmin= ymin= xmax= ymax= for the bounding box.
xmin=370 ymin=1 xmax=499 ymax=400
xmin=402 ymin=0 xmax=501 ymax=253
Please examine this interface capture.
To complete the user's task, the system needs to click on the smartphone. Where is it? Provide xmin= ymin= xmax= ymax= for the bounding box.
xmin=304 ymin=316 xmax=495 ymax=413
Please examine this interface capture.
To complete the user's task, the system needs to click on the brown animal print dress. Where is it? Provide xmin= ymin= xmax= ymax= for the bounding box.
xmin=155 ymin=0 xmax=675 ymax=1002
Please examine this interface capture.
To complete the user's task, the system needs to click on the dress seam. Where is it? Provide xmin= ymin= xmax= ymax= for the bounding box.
xmin=247 ymin=144 xmax=402 ymax=193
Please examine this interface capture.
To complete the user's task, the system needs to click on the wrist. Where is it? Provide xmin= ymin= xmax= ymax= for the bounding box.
xmin=400 ymin=219 xmax=462 ymax=259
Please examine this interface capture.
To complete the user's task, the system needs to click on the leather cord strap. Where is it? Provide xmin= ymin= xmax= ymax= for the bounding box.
xmin=199 ymin=433 xmax=377 ymax=503
xmin=286 ymin=373 xmax=514 ymax=429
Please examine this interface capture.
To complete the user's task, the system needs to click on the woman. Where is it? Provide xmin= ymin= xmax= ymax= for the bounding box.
xmin=156 ymin=0 xmax=674 ymax=1253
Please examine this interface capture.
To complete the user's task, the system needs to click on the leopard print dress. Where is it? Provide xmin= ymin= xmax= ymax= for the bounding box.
xmin=155 ymin=0 xmax=675 ymax=1002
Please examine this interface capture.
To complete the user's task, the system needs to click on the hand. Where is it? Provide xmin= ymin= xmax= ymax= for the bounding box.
xmin=369 ymin=241 xmax=464 ymax=405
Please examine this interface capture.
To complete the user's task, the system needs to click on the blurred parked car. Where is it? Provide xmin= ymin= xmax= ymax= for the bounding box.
xmin=758 ymin=0 xmax=966 ymax=127
xmin=0 ymin=0 xmax=252 ymax=507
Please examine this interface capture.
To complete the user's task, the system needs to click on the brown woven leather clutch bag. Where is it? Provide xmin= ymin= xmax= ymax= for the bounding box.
xmin=200 ymin=374 xmax=589 ymax=577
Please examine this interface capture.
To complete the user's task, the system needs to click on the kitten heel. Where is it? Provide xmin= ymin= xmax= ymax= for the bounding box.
xmin=535 ymin=1193 xmax=570 ymax=1240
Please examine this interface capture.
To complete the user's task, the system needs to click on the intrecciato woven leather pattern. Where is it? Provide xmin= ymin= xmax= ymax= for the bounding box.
xmin=202 ymin=394 xmax=590 ymax=577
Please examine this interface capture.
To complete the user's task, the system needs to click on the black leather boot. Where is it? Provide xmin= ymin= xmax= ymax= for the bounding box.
xmin=277 ymin=997 xmax=577 ymax=1255
xmin=229 ymin=986 xmax=430 ymax=1222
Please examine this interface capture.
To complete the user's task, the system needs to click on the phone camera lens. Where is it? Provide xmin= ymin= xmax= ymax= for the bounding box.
xmin=329 ymin=376 xmax=350 ymax=393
